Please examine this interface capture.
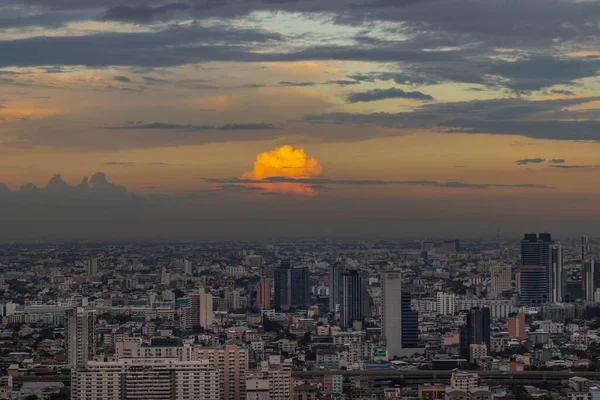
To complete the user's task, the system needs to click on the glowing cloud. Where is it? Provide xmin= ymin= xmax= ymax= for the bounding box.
xmin=241 ymin=145 xmax=323 ymax=195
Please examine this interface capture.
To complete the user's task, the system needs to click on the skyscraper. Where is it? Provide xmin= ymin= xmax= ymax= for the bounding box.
xmin=401 ymin=292 xmax=419 ymax=348
xmin=582 ymin=236 xmax=589 ymax=262
xmin=340 ymin=269 xmax=366 ymax=328
xmin=490 ymin=265 xmax=512 ymax=296
xmin=290 ymin=266 xmax=309 ymax=308
xmin=87 ymin=258 xmax=98 ymax=276
xmin=583 ymin=260 xmax=600 ymax=302
xmin=274 ymin=261 xmax=309 ymax=311
xmin=328 ymin=263 xmax=345 ymax=312
xmin=520 ymin=233 xmax=554 ymax=306
xmin=460 ymin=308 xmax=491 ymax=361
xmin=257 ymin=276 xmax=271 ymax=310
xmin=66 ymin=307 xmax=96 ymax=370
xmin=550 ymin=245 xmax=564 ymax=303
xmin=382 ymin=272 xmax=403 ymax=358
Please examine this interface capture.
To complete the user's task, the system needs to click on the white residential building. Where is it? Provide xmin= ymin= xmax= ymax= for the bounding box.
xmin=72 ymin=359 xmax=219 ymax=400
xmin=437 ymin=292 xmax=456 ymax=315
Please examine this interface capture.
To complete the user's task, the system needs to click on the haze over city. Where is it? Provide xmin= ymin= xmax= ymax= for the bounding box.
xmin=1 ymin=0 xmax=600 ymax=240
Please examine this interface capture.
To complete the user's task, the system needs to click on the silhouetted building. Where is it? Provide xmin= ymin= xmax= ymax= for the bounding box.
xmin=583 ymin=260 xmax=600 ymax=302
xmin=274 ymin=261 xmax=309 ymax=311
xmin=520 ymin=233 xmax=554 ymax=305
xmin=521 ymin=233 xmax=553 ymax=266
xmin=564 ymin=281 xmax=584 ymax=302
xmin=401 ymin=292 xmax=419 ymax=348
xmin=550 ymin=245 xmax=563 ymax=303
xmin=340 ymin=270 xmax=367 ymax=328
xmin=460 ymin=307 xmax=490 ymax=361
xmin=582 ymin=236 xmax=589 ymax=262
xmin=329 ymin=263 xmax=345 ymax=312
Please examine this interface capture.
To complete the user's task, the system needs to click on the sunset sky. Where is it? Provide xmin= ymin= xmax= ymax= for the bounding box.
xmin=1 ymin=0 xmax=600 ymax=240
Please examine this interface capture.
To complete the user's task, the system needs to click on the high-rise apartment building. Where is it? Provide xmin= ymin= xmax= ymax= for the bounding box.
xmin=199 ymin=288 xmax=213 ymax=328
xmin=72 ymin=359 xmax=219 ymax=400
xmin=509 ymin=312 xmax=526 ymax=339
xmin=194 ymin=344 xmax=249 ymax=400
xmin=329 ymin=263 xmax=345 ymax=312
xmin=66 ymin=307 xmax=96 ymax=370
xmin=490 ymin=265 xmax=512 ymax=296
xmin=436 ymin=292 xmax=456 ymax=315
xmin=274 ymin=261 xmax=309 ymax=311
xmin=183 ymin=288 xmax=213 ymax=329
xmin=245 ymin=356 xmax=293 ymax=400
xmin=460 ymin=308 xmax=490 ymax=361
xmin=257 ymin=276 xmax=271 ymax=310
xmin=340 ymin=269 xmax=367 ymax=328
xmin=520 ymin=233 xmax=554 ymax=305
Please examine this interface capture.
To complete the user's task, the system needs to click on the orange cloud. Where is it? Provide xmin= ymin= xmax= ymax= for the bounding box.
xmin=241 ymin=145 xmax=323 ymax=195
xmin=0 ymin=105 xmax=60 ymax=122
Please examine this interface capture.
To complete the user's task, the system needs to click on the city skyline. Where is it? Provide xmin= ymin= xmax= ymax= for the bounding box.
xmin=2 ymin=0 xmax=600 ymax=240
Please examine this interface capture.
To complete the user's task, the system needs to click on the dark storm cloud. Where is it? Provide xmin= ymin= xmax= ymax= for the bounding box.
xmin=0 ymin=25 xmax=283 ymax=68
xmin=103 ymin=3 xmax=192 ymax=23
xmin=142 ymin=76 xmax=168 ymax=84
xmin=204 ymin=176 xmax=555 ymax=190
xmin=113 ymin=75 xmax=132 ymax=83
xmin=278 ymin=81 xmax=316 ymax=87
xmin=550 ymin=159 xmax=565 ymax=164
xmin=103 ymin=122 xmax=279 ymax=130
xmin=306 ymin=96 xmax=600 ymax=142
xmin=551 ymin=90 xmax=576 ymax=96
xmin=328 ymin=80 xmax=361 ymax=86
xmin=515 ymin=158 xmax=545 ymax=165
xmin=486 ymin=57 xmax=600 ymax=92
xmin=441 ymin=120 xmax=600 ymax=141
xmin=0 ymin=1 xmax=598 ymax=94
xmin=347 ymin=87 xmax=433 ymax=103
xmin=551 ymin=165 xmax=588 ymax=169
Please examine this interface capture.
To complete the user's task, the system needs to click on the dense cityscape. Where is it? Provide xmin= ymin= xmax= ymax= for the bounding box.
xmin=0 ymin=234 xmax=599 ymax=399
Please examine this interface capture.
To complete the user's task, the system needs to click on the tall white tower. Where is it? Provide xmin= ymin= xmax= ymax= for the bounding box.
xmin=382 ymin=272 xmax=403 ymax=358
xmin=66 ymin=307 xmax=96 ymax=370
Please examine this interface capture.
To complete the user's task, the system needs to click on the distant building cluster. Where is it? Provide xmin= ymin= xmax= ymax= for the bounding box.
xmin=0 ymin=235 xmax=600 ymax=399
